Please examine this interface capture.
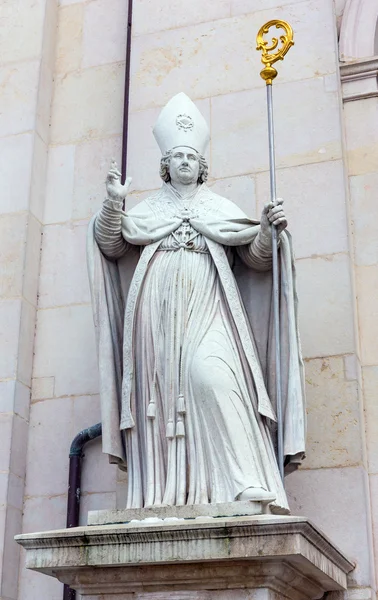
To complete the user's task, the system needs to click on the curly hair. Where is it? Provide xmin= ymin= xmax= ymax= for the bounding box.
xmin=159 ymin=149 xmax=208 ymax=184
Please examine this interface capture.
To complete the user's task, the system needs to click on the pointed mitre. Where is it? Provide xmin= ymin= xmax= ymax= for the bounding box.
xmin=153 ymin=92 xmax=210 ymax=155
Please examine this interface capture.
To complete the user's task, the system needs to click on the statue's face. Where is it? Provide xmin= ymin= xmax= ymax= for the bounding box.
xmin=169 ymin=147 xmax=200 ymax=185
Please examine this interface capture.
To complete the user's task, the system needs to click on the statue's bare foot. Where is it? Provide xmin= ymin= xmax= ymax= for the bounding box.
xmin=237 ymin=487 xmax=276 ymax=503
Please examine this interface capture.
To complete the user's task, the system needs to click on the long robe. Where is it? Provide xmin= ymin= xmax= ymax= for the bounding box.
xmin=87 ymin=183 xmax=306 ymax=513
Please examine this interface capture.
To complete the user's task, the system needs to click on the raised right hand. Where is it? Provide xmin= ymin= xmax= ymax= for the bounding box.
xmin=106 ymin=159 xmax=132 ymax=201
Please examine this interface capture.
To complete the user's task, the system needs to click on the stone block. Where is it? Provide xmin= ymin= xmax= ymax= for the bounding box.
xmin=14 ymin=381 xmax=31 ymax=422
xmin=56 ymin=3 xmax=84 ymax=74
xmin=211 ymin=78 xmax=342 ymax=180
xmin=18 ymin=555 xmax=63 ymax=600
xmin=80 ymin=492 xmax=117 ymax=526
xmin=51 ymin=63 xmax=125 ymax=144
xmin=35 ymin=59 xmax=54 ymax=145
xmin=362 ymin=366 xmax=378 ymax=474
xmin=2 ymin=505 xmax=22 ymax=599
xmin=231 ymin=0 xmax=308 ymax=14
xmin=295 ymin=253 xmax=354 ymax=358
xmin=116 ymin=481 xmax=127 ymax=509
xmin=0 ymin=0 xmax=46 ymax=65
xmin=33 ymin=305 xmax=99 ymax=398
xmin=31 ymin=377 xmax=55 ymax=401
xmin=41 ymin=0 xmax=59 ymax=73
xmin=38 ymin=222 xmax=90 ymax=308
xmin=0 ymin=133 xmax=34 ymax=215
xmin=72 ymin=135 xmax=122 ymax=220
xmin=130 ymin=1 xmax=337 ymax=112
xmin=7 ymin=473 xmax=24 ymax=511
xmin=356 ymin=266 xmax=378 ymax=366
xmin=350 ymin=172 xmax=378 ymax=266
xmin=369 ymin=473 xmax=378 ymax=586
xmin=208 ymin=175 xmax=257 ymax=217
xmin=255 ymin=160 xmax=349 ymax=259
xmin=89 ymin=499 xmax=275 ymax=526
xmin=0 ymin=60 xmax=40 ymax=138
xmin=0 ymin=381 xmax=15 ymax=414
xmin=30 ymin=132 xmax=48 ymax=222
xmin=304 ymin=356 xmax=362 ymax=469
xmin=0 ymin=381 xmax=29 ymax=422
xmin=22 ymin=495 xmax=67 ymax=534
xmin=9 ymin=414 xmax=29 ymax=479
xmin=0 ymin=213 xmax=28 ymax=299
xmin=344 ymin=98 xmax=378 ymax=176
xmin=133 ymin=0 xmax=230 ymax=35
xmin=0 ymin=211 xmax=40 ymax=311
xmin=17 ymin=300 xmax=37 ymax=387
xmin=0 ymin=473 xmax=7 ymax=507
xmin=0 ymin=414 xmax=12 ymax=473
xmin=23 ymin=214 xmax=42 ymax=307
xmin=44 ymin=144 xmax=75 ymax=224
xmin=59 ymin=0 xmax=86 ymax=4
xmin=286 ymin=466 xmax=371 ymax=586
xmin=0 ymin=299 xmax=22 ymax=380
xmin=80 ymin=440 xmax=118 ymax=495
xmin=126 ymin=106 xmax=168 ymax=192
xmin=25 ymin=397 xmax=72 ymax=497
xmin=72 ymin=395 xmax=118 ymax=495
xmin=82 ymin=0 xmax=127 ymax=68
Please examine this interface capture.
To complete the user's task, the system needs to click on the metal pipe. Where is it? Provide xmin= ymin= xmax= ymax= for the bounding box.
xmin=63 ymin=423 xmax=102 ymax=600
xmin=266 ymin=83 xmax=284 ymax=482
xmin=121 ymin=0 xmax=134 ymax=185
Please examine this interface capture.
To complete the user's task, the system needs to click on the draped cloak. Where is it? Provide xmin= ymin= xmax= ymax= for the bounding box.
xmin=87 ymin=183 xmax=306 ymax=510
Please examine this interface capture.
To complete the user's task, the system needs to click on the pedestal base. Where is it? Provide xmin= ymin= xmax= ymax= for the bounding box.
xmin=16 ymin=515 xmax=354 ymax=600
xmin=87 ymin=499 xmax=276 ymax=525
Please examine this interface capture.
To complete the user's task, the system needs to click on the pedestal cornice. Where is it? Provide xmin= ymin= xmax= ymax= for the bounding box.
xmin=15 ymin=515 xmax=354 ymax=599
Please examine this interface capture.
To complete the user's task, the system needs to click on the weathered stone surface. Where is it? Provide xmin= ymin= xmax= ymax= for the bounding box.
xmin=211 ymin=79 xmax=342 ymax=180
xmin=32 ymin=305 xmax=98 ymax=397
xmin=87 ymin=499 xmax=274 ymax=525
xmin=51 ymin=63 xmax=125 ymax=144
xmin=304 ymin=356 xmax=362 ymax=469
xmin=295 ymin=254 xmax=354 ymax=358
xmin=16 ymin=515 xmax=354 ymax=599
xmin=344 ymin=98 xmax=378 ymax=176
xmin=256 ymin=160 xmax=349 ymax=260
xmin=286 ymin=466 xmax=371 ymax=586
xmin=130 ymin=1 xmax=337 ymax=112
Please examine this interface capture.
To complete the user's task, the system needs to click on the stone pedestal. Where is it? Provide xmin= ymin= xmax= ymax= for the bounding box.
xmin=15 ymin=515 xmax=354 ymax=600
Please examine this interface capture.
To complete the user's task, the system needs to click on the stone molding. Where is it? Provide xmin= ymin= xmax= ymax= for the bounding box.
xmin=339 ymin=0 xmax=378 ymax=61
xmin=16 ymin=515 xmax=354 ymax=599
xmin=340 ymin=57 xmax=378 ymax=102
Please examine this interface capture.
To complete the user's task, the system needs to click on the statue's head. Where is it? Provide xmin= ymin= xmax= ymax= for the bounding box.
xmin=159 ymin=146 xmax=208 ymax=186
xmin=153 ymin=93 xmax=210 ymax=187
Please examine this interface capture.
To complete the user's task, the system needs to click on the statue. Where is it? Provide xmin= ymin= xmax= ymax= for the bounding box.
xmin=87 ymin=93 xmax=306 ymax=513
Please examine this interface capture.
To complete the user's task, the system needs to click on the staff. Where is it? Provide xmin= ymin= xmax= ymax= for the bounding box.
xmin=256 ymin=20 xmax=294 ymax=481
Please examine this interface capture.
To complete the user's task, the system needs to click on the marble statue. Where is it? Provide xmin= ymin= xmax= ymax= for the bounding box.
xmin=87 ymin=93 xmax=306 ymax=513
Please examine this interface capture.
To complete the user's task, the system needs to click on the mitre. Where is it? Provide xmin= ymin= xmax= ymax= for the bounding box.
xmin=153 ymin=92 xmax=210 ymax=155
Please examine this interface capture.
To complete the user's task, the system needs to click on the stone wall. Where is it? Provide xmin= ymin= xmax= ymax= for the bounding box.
xmin=0 ymin=1 xmax=57 ymax=599
xmin=0 ymin=0 xmax=376 ymax=599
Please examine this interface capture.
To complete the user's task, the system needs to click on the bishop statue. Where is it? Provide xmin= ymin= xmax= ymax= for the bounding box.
xmin=87 ymin=93 xmax=306 ymax=514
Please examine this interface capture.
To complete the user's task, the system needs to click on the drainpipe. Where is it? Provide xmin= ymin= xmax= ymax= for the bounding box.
xmin=63 ymin=423 xmax=102 ymax=600
xmin=121 ymin=0 xmax=134 ymax=186
xmin=63 ymin=0 xmax=133 ymax=597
